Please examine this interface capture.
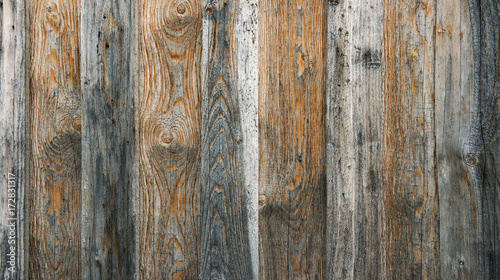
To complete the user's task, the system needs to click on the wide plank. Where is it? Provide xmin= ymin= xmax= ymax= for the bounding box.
xmin=28 ymin=0 xmax=82 ymax=279
xmin=258 ymin=0 xmax=327 ymax=278
xmin=200 ymin=0 xmax=253 ymax=278
xmin=381 ymin=0 xmax=440 ymax=278
xmin=326 ymin=0 xmax=382 ymax=278
xmin=136 ymin=0 xmax=203 ymax=278
xmin=80 ymin=0 xmax=135 ymax=279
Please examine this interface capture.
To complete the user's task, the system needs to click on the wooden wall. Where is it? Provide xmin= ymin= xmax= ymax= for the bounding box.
xmin=0 ymin=0 xmax=498 ymax=279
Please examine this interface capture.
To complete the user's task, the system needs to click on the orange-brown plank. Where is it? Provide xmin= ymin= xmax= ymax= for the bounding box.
xmin=28 ymin=0 xmax=81 ymax=279
xmin=258 ymin=0 xmax=327 ymax=278
xmin=136 ymin=0 xmax=202 ymax=278
xmin=381 ymin=0 xmax=439 ymax=278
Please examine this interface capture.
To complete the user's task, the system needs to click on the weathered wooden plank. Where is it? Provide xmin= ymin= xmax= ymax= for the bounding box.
xmin=381 ymin=0 xmax=440 ymax=278
xmin=27 ymin=1 xmax=81 ymax=279
xmin=0 ymin=0 xmax=26 ymax=278
xmin=235 ymin=0 xmax=259 ymax=276
xmin=326 ymin=0 xmax=382 ymax=278
xmin=258 ymin=0 xmax=327 ymax=278
xmin=436 ymin=0 xmax=500 ymax=278
xmin=80 ymin=0 xmax=135 ymax=279
xmin=136 ymin=0 xmax=203 ymax=278
xmin=199 ymin=0 xmax=253 ymax=278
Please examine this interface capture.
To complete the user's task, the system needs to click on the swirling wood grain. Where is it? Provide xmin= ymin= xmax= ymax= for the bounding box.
xmin=28 ymin=0 xmax=81 ymax=279
xmin=137 ymin=0 xmax=202 ymax=278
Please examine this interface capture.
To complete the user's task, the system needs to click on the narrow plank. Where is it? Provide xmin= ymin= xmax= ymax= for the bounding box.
xmin=258 ymin=0 xmax=327 ymax=278
xmin=80 ymin=0 xmax=135 ymax=279
xmin=28 ymin=0 xmax=81 ymax=279
xmin=136 ymin=0 xmax=203 ymax=278
xmin=200 ymin=0 xmax=253 ymax=278
xmin=0 ymin=0 xmax=26 ymax=278
xmin=326 ymin=0 xmax=382 ymax=278
xmin=235 ymin=0 xmax=259 ymax=276
xmin=436 ymin=0 xmax=500 ymax=278
xmin=381 ymin=0 xmax=440 ymax=278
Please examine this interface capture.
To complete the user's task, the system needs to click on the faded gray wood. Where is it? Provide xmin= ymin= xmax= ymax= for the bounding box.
xmin=326 ymin=0 xmax=382 ymax=278
xmin=80 ymin=0 xmax=135 ymax=279
xmin=436 ymin=0 xmax=500 ymax=278
xmin=0 ymin=0 xmax=26 ymax=279
xmin=200 ymin=0 xmax=253 ymax=278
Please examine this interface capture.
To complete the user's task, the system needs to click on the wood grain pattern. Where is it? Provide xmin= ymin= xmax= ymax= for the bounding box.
xmin=80 ymin=0 xmax=135 ymax=279
xmin=136 ymin=0 xmax=203 ymax=278
xmin=436 ymin=0 xmax=500 ymax=278
xmin=326 ymin=0 xmax=383 ymax=278
xmin=381 ymin=0 xmax=440 ymax=278
xmin=258 ymin=0 xmax=327 ymax=278
xmin=200 ymin=0 xmax=253 ymax=278
xmin=0 ymin=0 xmax=26 ymax=278
xmin=28 ymin=0 xmax=81 ymax=279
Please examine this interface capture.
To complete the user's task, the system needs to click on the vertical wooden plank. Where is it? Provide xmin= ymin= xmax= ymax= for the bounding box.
xmin=235 ymin=0 xmax=259 ymax=276
xmin=258 ymin=0 xmax=327 ymax=278
xmin=200 ymin=0 xmax=253 ymax=278
xmin=436 ymin=0 xmax=500 ymax=277
xmin=136 ymin=0 xmax=202 ymax=278
xmin=28 ymin=1 xmax=81 ymax=279
xmin=0 ymin=0 xmax=26 ymax=278
xmin=326 ymin=0 xmax=382 ymax=278
xmin=80 ymin=0 xmax=135 ymax=279
xmin=381 ymin=0 xmax=440 ymax=278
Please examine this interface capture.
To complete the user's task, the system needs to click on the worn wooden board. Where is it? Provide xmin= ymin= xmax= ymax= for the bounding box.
xmin=136 ymin=0 xmax=203 ymax=278
xmin=80 ymin=0 xmax=135 ymax=279
xmin=28 ymin=1 xmax=82 ymax=278
xmin=258 ymin=0 xmax=327 ymax=278
xmin=0 ymin=0 xmax=26 ymax=279
xmin=200 ymin=0 xmax=253 ymax=278
xmin=326 ymin=0 xmax=382 ymax=278
xmin=381 ymin=0 xmax=440 ymax=278
xmin=436 ymin=0 xmax=500 ymax=278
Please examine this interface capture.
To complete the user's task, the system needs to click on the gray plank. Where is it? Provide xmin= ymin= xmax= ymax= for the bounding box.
xmin=200 ymin=0 xmax=253 ymax=278
xmin=0 ymin=0 xmax=26 ymax=279
xmin=80 ymin=0 xmax=135 ymax=279
xmin=326 ymin=0 xmax=382 ymax=278
xmin=436 ymin=0 xmax=500 ymax=278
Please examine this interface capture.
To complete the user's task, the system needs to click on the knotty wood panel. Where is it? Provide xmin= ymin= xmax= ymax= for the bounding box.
xmin=80 ymin=0 xmax=135 ymax=279
xmin=136 ymin=0 xmax=203 ymax=278
xmin=28 ymin=0 xmax=81 ymax=279
xmin=436 ymin=0 xmax=500 ymax=277
xmin=200 ymin=0 xmax=253 ymax=278
xmin=0 ymin=1 xmax=26 ymax=279
xmin=258 ymin=0 xmax=327 ymax=278
xmin=381 ymin=0 xmax=439 ymax=278
xmin=326 ymin=0 xmax=382 ymax=278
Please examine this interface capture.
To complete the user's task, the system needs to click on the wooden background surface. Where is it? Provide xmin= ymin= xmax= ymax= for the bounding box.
xmin=0 ymin=0 xmax=498 ymax=279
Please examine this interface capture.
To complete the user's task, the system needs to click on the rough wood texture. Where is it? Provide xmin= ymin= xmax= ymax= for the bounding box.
xmin=258 ymin=0 xmax=327 ymax=278
xmin=436 ymin=0 xmax=500 ymax=278
xmin=200 ymin=0 xmax=253 ymax=278
xmin=28 ymin=1 xmax=81 ymax=279
xmin=381 ymin=0 xmax=440 ymax=278
xmin=0 ymin=0 xmax=26 ymax=278
xmin=136 ymin=0 xmax=202 ymax=278
xmin=80 ymin=0 xmax=135 ymax=279
xmin=326 ymin=0 xmax=382 ymax=278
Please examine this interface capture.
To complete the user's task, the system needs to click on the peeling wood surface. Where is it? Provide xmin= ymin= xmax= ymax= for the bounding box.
xmin=80 ymin=0 xmax=135 ymax=279
xmin=200 ymin=0 xmax=253 ymax=278
xmin=136 ymin=0 xmax=203 ymax=278
xmin=258 ymin=0 xmax=327 ymax=278
xmin=28 ymin=1 xmax=82 ymax=279
xmin=0 ymin=0 xmax=26 ymax=279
